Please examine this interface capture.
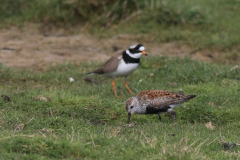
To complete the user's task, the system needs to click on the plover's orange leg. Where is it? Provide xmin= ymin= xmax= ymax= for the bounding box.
xmin=124 ymin=79 xmax=134 ymax=95
xmin=112 ymin=80 xmax=121 ymax=98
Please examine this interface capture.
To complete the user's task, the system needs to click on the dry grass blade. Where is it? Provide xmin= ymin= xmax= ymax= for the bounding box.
xmin=181 ymin=138 xmax=201 ymax=152
xmin=140 ymin=139 xmax=146 ymax=148
xmin=108 ymin=127 xmax=122 ymax=138
xmin=206 ymin=138 xmax=219 ymax=146
xmin=230 ymin=65 xmax=238 ymax=71
xmin=90 ymin=135 xmax=96 ymax=147
xmin=39 ymin=131 xmax=46 ymax=138
xmin=120 ymin=10 xmax=142 ymax=24
xmin=67 ymin=133 xmax=73 ymax=142
xmin=14 ymin=123 xmax=25 ymax=131
xmin=0 ymin=134 xmax=35 ymax=141
xmin=195 ymin=138 xmax=209 ymax=152
xmin=0 ymin=107 xmax=11 ymax=114
xmin=0 ymin=118 xmax=3 ymax=123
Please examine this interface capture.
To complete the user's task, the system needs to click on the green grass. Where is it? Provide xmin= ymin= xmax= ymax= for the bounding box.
xmin=0 ymin=57 xmax=240 ymax=159
xmin=1 ymin=0 xmax=240 ymax=50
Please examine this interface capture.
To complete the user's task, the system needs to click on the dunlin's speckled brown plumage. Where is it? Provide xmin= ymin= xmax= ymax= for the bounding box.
xmin=87 ymin=44 xmax=147 ymax=97
xmin=125 ymin=89 xmax=196 ymax=123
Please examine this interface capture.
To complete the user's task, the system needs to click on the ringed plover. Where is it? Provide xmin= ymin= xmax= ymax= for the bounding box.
xmin=87 ymin=44 xmax=147 ymax=97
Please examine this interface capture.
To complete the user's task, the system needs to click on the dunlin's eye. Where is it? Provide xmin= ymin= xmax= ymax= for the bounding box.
xmin=130 ymin=106 xmax=133 ymax=109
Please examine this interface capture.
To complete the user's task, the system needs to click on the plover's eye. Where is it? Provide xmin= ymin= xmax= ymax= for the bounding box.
xmin=130 ymin=106 xmax=133 ymax=109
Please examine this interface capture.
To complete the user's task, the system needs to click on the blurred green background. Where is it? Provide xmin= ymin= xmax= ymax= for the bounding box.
xmin=1 ymin=0 xmax=240 ymax=52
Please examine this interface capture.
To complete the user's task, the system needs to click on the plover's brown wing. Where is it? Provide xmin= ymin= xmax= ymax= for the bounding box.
xmin=88 ymin=52 xmax=123 ymax=75
xmin=137 ymin=90 xmax=196 ymax=108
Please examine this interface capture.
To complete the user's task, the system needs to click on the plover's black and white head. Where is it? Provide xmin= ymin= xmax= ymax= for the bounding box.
xmin=87 ymin=44 xmax=147 ymax=97
xmin=125 ymin=90 xmax=196 ymax=123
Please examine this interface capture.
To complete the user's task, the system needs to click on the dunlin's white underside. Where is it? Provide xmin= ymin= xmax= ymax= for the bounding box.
xmin=169 ymin=103 xmax=182 ymax=108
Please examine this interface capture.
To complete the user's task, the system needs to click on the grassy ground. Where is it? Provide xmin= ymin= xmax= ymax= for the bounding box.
xmin=1 ymin=0 xmax=240 ymax=51
xmin=1 ymin=1 xmax=240 ymax=159
xmin=0 ymin=56 xmax=240 ymax=159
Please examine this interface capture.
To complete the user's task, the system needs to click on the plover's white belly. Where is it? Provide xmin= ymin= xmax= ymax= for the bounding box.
xmin=104 ymin=59 xmax=139 ymax=78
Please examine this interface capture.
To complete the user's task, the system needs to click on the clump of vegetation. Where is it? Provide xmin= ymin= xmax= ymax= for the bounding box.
xmin=0 ymin=0 xmax=142 ymax=27
xmin=1 ymin=0 xmax=240 ymax=50
xmin=156 ymin=7 xmax=205 ymax=25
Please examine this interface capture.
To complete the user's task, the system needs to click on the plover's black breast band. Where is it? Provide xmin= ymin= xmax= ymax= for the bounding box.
xmin=122 ymin=51 xmax=140 ymax=64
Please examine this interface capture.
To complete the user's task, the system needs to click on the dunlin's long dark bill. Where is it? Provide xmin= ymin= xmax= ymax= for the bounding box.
xmin=128 ymin=113 xmax=131 ymax=124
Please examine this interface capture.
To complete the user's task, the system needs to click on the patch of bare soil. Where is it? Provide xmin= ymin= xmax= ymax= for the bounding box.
xmin=0 ymin=25 xmax=215 ymax=71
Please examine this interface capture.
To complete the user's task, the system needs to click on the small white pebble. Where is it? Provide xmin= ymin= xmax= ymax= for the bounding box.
xmin=69 ymin=77 xmax=74 ymax=82
xmin=150 ymin=73 xmax=154 ymax=77
xmin=230 ymin=65 xmax=238 ymax=71
xmin=122 ymin=123 xmax=136 ymax=127
xmin=137 ymin=79 xmax=143 ymax=84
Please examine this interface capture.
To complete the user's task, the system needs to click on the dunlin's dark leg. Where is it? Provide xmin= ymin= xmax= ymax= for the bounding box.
xmin=168 ymin=110 xmax=176 ymax=123
xmin=157 ymin=113 xmax=161 ymax=122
